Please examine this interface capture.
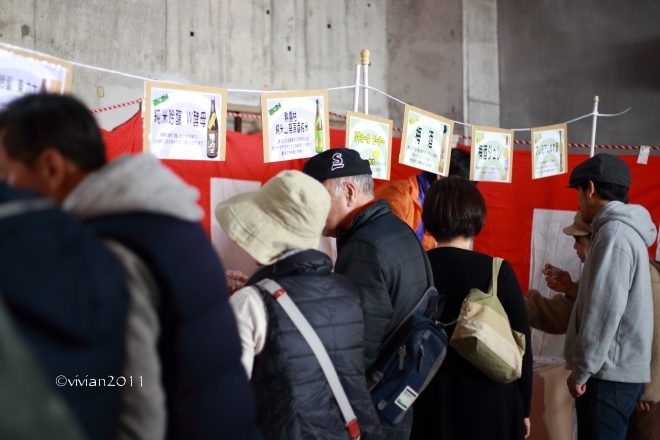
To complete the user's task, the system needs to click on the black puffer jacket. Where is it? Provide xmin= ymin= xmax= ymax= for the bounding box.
xmin=335 ymin=200 xmax=431 ymax=370
xmin=247 ymin=249 xmax=383 ymax=440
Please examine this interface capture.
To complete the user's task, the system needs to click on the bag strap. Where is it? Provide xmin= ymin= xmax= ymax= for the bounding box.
xmin=0 ymin=198 xmax=52 ymax=220
xmin=255 ymin=279 xmax=361 ymax=440
xmin=415 ymin=236 xmax=435 ymax=288
xmin=490 ymin=257 xmax=504 ymax=297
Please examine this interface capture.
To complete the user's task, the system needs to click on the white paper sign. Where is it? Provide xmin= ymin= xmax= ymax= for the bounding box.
xmin=261 ymin=90 xmax=330 ymax=163
xmin=0 ymin=43 xmax=72 ymax=109
xmin=531 ymin=124 xmax=568 ymax=179
xmin=143 ymin=81 xmax=227 ymax=161
xmin=346 ymin=111 xmax=393 ymax=180
xmin=399 ymin=105 xmax=454 ymax=175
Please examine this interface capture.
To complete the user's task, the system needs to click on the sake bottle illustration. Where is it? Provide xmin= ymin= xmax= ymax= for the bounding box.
xmin=207 ymin=98 xmax=219 ymax=159
xmin=438 ymin=125 xmax=448 ymax=174
xmin=559 ymin=131 xmax=564 ymax=172
xmin=314 ymin=99 xmax=323 ymax=153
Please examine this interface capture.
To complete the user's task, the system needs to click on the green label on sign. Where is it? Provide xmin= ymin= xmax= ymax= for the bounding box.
xmin=153 ymin=94 xmax=169 ymax=106
xmin=268 ymin=103 xmax=281 ymax=116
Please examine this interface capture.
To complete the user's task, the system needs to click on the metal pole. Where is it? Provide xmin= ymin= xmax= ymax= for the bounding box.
xmin=361 ymin=49 xmax=370 ymax=115
xmin=589 ymin=96 xmax=599 ymax=158
xmin=352 ymin=63 xmax=361 ymax=113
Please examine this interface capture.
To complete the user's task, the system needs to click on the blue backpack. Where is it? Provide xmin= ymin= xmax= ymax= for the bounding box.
xmin=366 ymin=247 xmax=449 ymax=425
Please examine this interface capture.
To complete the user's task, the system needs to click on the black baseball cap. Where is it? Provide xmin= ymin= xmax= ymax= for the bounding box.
xmin=302 ymin=148 xmax=372 ymax=183
xmin=568 ymin=153 xmax=631 ymax=189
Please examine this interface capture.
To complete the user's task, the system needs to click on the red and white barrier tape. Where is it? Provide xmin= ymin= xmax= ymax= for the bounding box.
xmin=89 ymin=99 xmax=656 ymax=150
xmin=89 ymin=99 xmax=143 ymax=114
xmin=457 ymin=135 xmax=660 ymax=151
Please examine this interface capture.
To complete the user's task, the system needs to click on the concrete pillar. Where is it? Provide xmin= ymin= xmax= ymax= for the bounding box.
xmin=462 ymin=0 xmax=500 ymax=132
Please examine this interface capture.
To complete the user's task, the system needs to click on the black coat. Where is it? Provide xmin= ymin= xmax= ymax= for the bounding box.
xmin=335 ymin=200 xmax=431 ymax=370
xmin=411 ymin=247 xmax=533 ymax=440
xmin=0 ymin=185 xmax=129 ymax=440
xmin=87 ymin=212 xmax=262 ymax=440
xmin=247 ymin=249 xmax=383 ymax=440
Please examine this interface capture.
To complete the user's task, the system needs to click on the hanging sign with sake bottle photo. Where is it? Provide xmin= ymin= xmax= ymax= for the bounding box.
xmin=143 ymin=81 xmax=228 ymax=161
xmin=260 ymin=90 xmax=330 ymax=163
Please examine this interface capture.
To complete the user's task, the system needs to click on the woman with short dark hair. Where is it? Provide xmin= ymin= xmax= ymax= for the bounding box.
xmin=410 ymin=177 xmax=533 ymax=440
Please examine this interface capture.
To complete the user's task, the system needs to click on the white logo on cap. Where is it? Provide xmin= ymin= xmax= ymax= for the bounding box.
xmin=331 ymin=152 xmax=344 ymax=171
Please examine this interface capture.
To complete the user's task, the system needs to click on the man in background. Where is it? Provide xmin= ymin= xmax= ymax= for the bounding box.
xmin=564 ymin=154 xmax=656 ymax=439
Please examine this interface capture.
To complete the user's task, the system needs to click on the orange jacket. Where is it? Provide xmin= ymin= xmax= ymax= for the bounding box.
xmin=375 ymin=174 xmax=436 ymax=250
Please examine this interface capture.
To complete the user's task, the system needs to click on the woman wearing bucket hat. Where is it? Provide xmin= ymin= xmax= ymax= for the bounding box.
xmin=215 ymin=170 xmax=382 ymax=440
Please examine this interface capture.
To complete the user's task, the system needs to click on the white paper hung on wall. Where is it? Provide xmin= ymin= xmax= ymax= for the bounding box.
xmin=637 ymin=146 xmax=650 ymax=165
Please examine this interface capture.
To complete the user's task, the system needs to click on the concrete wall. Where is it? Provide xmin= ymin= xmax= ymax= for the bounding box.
xmin=386 ymin=0 xmax=464 ymax=130
xmin=0 ymin=0 xmax=388 ymax=130
xmin=498 ymin=0 xmax=660 ymax=145
xmin=463 ymin=0 xmax=499 ymax=131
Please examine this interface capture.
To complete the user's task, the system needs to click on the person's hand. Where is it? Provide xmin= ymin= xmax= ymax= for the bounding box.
xmin=636 ymin=401 xmax=652 ymax=411
xmin=543 ymin=264 xmax=578 ymax=298
xmin=524 ymin=417 xmax=531 ymax=439
xmin=567 ymin=375 xmax=587 ymax=399
xmin=226 ymin=270 xmax=249 ymax=294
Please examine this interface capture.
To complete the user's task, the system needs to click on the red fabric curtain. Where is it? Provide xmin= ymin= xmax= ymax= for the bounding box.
xmin=101 ymin=111 xmax=660 ymax=290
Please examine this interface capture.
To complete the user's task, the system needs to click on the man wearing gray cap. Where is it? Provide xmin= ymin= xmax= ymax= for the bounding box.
xmin=564 ymin=153 xmax=657 ymax=439
xmin=303 ymin=148 xmax=431 ymax=440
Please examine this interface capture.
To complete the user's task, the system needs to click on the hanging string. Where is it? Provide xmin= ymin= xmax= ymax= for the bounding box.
xmin=7 ymin=41 xmax=630 ymax=133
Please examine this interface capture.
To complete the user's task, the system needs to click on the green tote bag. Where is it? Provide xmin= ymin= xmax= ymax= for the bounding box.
xmin=449 ymin=258 xmax=526 ymax=384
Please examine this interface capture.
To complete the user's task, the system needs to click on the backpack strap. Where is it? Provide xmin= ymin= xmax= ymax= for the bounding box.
xmin=255 ymin=279 xmax=361 ymax=440
xmin=491 ymin=257 xmax=504 ymax=297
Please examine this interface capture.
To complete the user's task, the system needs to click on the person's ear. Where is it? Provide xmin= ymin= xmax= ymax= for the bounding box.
xmin=587 ymin=181 xmax=597 ymax=199
xmin=35 ymin=149 xmax=68 ymax=193
xmin=344 ymin=181 xmax=359 ymax=207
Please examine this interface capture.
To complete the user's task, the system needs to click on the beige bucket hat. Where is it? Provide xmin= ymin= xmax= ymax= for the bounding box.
xmin=214 ymin=170 xmax=331 ymax=265
xmin=562 ymin=211 xmax=593 ymax=237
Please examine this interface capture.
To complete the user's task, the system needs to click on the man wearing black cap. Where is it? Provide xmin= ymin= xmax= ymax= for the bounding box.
xmin=564 ymin=153 xmax=657 ymax=439
xmin=303 ymin=148 xmax=431 ymax=440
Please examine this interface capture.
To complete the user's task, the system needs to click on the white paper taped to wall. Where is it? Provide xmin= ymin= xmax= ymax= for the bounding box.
xmin=638 ymin=146 xmax=650 ymax=165
xmin=529 ymin=209 xmax=583 ymax=358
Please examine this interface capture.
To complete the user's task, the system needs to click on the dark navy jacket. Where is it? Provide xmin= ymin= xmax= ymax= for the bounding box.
xmin=87 ymin=212 xmax=262 ymax=440
xmin=248 ymin=249 xmax=382 ymax=440
xmin=335 ymin=200 xmax=430 ymax=370
xmin=0 ymin=184 xmax=129 ymax=440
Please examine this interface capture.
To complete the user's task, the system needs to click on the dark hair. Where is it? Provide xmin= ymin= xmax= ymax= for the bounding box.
xmin=577 ymin=181 xmax=628 ymax=203
xmin=0 ymin=94 xmax=106 ymax=172
xmin=422 ymin=148 xmax=473 ymax=184
xmin=422 ymin=176 xmax=487 ymax=242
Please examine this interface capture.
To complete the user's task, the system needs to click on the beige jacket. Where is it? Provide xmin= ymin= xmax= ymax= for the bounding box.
xmin=641 ymin=261 xmax=660 ymax=402
xmin=525 ymin=260 xmax=660 ymax=402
